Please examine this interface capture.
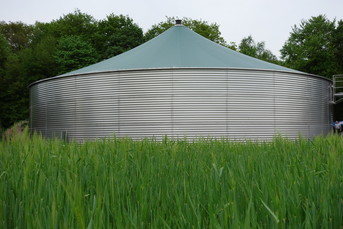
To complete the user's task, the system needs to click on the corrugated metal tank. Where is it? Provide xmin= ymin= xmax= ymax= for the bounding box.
xmin=30 ymin=68 xmax=332 ymax=141
xmin=29 ymin=23 xmax=333 ymax=141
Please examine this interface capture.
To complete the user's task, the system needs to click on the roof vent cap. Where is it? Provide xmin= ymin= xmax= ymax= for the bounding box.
xmin=175 ymin=19 xmax=182 ymax=25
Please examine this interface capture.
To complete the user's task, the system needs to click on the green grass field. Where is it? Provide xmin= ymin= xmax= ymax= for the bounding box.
xmin=0 ymin=130 xmax=342 ymax=228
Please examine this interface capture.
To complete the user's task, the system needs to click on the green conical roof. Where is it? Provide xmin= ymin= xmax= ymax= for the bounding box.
xmin=62 ymin=25 xmax=299 ymax=76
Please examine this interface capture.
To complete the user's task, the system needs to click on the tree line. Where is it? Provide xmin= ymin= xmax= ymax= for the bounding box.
xmin=0 ymin=11 xmax=342 ymax=131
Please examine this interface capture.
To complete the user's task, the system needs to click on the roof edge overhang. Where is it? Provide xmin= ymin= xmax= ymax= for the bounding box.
xmin=29 ymin=67 xmax=332 ymax=88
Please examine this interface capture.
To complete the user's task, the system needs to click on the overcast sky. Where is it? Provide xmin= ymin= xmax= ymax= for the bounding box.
xmin=1 ymin=0 xmax=342 ymax=57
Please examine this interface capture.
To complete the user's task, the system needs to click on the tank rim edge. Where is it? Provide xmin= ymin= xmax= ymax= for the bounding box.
xmin=28 ymin=67 xmax=332 ymax=88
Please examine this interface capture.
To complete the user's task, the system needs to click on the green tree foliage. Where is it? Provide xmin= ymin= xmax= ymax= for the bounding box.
xmin=144 ymin=17 xmax=227 ymax=46
xmin=0 ymin=34 xmax=12 ymax=128
xmin=281 ymin=15 xmax=338 ymax=78
xmin=95 ymin=14 xmax=144 ymax=59
xmin=39 ymin=10 xmax=97 ymax=42
xmin=0 ymin=28 xmax=32 ymax=129
xmin=333 ymin=20 xmax=343 ymax=73
xmin=0 ymin=33 xmax=10 ymax=74
xmin=0 ymin=29 xmax=59 ymax=129
xmin=238 ymin=35 xmax=278 ymax=63
xmin=55 ymin=36 xmax=99 ymax=74
xmin=33 ymin=10 xmax=98 ymax=70
xmin=0 ymin=21 xmax=34 ymax=52
xmin=0 ymin=51 xmax=29 ymax=129
xmin=28 ymin=35 xmax=58 ymax=80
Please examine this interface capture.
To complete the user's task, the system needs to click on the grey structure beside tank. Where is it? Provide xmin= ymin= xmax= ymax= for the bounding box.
xmin=29 ymin=23 xmax=332 ymax=141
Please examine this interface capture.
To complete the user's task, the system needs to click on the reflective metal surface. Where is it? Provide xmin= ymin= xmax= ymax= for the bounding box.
xmin=30 ymin=68 xmax=332 ymax=141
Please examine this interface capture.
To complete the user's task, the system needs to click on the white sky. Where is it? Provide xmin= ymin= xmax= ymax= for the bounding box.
xmin=1 ymin=0 xmax=342 ymax=58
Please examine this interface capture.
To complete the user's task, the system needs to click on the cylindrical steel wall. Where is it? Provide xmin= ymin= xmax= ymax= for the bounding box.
xmin=30 ymin=68 xmax=332 ymax=141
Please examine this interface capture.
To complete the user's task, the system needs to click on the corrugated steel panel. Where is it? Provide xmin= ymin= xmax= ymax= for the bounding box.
xmin=30 ymin=68 xmax=332 ymax=141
